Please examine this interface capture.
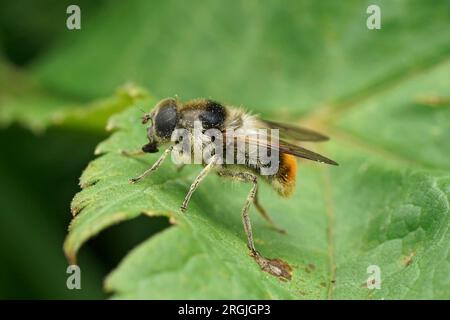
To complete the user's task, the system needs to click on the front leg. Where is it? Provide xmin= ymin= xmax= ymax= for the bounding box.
xmin=129 ymin=145 xmax=174 ymax=183
xmin=180 ymin=155 xmax=218 ymax=212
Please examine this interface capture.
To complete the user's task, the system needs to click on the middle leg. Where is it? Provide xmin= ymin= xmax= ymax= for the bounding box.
xmin=181 ymin=155 xmax=219 ymax=212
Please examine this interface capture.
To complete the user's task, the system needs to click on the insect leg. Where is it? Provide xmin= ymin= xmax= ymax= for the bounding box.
xmin=254 ymin=190 xmax=287 ymax=234
xmin=217 ymin=170 xmax=294 ymax=277
xmin=217 ymin=171 xmax=259 ymax=254
xmin=129 ymin=145 xmax=174 ymax=183
xmin=180 ymin=155 xmax=218 ymax=212
xmin=240 ymin=173 xmax=259 ymax=254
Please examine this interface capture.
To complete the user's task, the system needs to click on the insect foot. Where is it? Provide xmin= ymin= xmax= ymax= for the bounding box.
xmin=250 ymin=250 xmax=292 ymax=281
xmin=270 ymin=225 xmax=288 ymax=235
xmin=129 ymin=177 xmax=139 ymax=184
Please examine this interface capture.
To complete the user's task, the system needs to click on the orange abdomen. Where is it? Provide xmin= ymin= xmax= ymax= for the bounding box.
xmin=274 ymin=153 xmax=297 ymax=197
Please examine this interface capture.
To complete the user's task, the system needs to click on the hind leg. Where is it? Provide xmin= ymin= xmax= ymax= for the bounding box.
xmin=218 ymin=171 xmax=259 ymax=254
xmin=217 ymin=170 xmax=292 ymax=279
xmin=217 ymin=171 xmax=262 ymax=254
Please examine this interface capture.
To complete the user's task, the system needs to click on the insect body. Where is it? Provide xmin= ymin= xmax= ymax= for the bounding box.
xmin=126 ymin=98 xmax=337 ymax=276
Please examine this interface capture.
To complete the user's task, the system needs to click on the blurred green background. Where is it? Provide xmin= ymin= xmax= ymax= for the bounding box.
xmin=0 ymin=0 xmax=174 ymax=299
xmin=0 ymin=0 xmax=449 ymax=299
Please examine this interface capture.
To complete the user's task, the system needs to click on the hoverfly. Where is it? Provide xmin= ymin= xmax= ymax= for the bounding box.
xmin=124 ymin=98 xmax=337 ymax=277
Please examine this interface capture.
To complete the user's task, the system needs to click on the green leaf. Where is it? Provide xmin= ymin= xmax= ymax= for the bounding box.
xmin=61 ymin=0 xmax=450 ymax=299
xmin=65 ymin=61 xmax=449 ymax=300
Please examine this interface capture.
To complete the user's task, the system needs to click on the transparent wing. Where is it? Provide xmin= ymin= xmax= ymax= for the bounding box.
xmin=277 ymin=140 xmax=338 ymax=165
xmin=231 ymin=134 xmax=338 ymax=166
xmin=260 ymin=119 xmax=329 ymax=142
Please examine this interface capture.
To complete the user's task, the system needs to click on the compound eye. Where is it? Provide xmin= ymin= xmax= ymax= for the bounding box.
xmin=155 ymin=100 xmax=178 ymax=138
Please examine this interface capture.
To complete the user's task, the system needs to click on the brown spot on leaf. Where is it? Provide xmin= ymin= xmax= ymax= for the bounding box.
xmin=251 ymin=251 xmax=292 ymax=281
xmin=320 ymin=282 xmax=327 ymax=287
xmin=416 ymin=95 xmax=450 ymax=107
xmin=361 ymin=279 xmax=377 ymax=288
xmin=403 ymin=252 xmax=415 ymax=266
xmin=304 ymin=263 xmax=316 ymax=273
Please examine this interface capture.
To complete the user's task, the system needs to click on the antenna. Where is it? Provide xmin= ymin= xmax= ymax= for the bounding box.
xmin=138 ymin=106 xmax=152 ymax=125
